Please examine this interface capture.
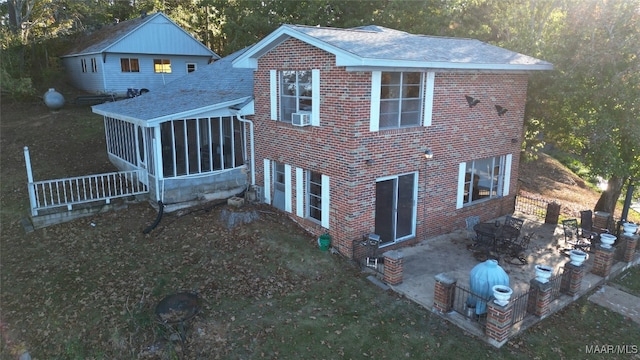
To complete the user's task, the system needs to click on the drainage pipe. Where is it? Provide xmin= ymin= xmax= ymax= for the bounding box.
xmin=235 ymin=112 xmax=255 ymax=186
xmin=143 ymin=200 xmax=164 ymax=234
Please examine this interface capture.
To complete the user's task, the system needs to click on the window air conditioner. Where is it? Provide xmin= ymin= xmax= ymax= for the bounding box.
xmin=291 ymin=112 xmax=311 ymax=127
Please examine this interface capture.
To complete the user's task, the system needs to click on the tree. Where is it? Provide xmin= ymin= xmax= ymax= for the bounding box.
xmin=543 ymin=0 xmax=640 ymax=216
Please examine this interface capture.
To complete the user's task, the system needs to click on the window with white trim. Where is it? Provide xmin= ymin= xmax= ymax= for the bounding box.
xmin=91 ymin=58 xmax=97 ymax=72
xmin=281 ymin=70 xmax=312 ymax=122
xmin=380 ymin=72 xmax=423 ymax=129
xmin=120 ymin=58 xmax=140 ymax=72
xmin=81 ymin=59 xmax=87 ymax=73
xmin=270 ymin=69 xmax=320 ymax=125
xmin=187 ymin=63 xmax=197 ymax=73
xmin=457 ymin=154 xmax=512 ymax=208
xmin=154 ymin=59 xmax=172 ymax=73
xmin=308 ymin=170 xmax=322 ymax=222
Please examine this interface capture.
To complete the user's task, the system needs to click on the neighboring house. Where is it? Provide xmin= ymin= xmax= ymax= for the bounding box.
xmin=91 ymin=48 xmax=253 ymax=211
xmin=231 ymin=24 xmax=552 ymax=259
xmin=61 ymin=12 xmax=219 ymax=96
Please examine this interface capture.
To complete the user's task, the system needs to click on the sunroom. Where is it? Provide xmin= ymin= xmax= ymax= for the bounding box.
xmin=100 ymin=112 xmax=249 ymax=211
xmin=92 ymin=48 xmax=255 ymax=211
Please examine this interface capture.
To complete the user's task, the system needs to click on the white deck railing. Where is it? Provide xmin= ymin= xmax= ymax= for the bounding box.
xmin=24 ymin=147 xmax=149 ymax=216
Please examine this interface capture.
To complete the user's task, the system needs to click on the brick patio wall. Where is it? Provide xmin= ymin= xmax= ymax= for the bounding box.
xmin=251 ymin=37 xmax=529 ymax=258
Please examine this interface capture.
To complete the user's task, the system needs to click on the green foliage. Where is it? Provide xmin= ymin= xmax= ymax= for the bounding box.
xmin=0 ymin=68 xmax=36 ymax=99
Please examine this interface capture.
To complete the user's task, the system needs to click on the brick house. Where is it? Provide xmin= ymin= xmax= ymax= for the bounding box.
xmin=233 ymin=24 xmax=553 ymax=259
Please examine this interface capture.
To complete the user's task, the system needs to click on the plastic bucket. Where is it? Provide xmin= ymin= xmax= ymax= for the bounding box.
xmin=318 ymin=233 xmax=331 ymax=251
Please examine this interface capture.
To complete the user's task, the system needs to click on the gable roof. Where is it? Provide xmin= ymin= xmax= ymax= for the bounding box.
xmin=92 ymin=48 xmax=253 ymax=125
xmin=62 ymin=12 xmax=218 ymax=59
xmin=234 ymin=24 xmax=553 ymax=71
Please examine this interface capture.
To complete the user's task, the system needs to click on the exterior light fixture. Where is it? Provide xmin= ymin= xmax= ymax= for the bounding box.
xmin=424 ymin=149 xmax=434 ymax=159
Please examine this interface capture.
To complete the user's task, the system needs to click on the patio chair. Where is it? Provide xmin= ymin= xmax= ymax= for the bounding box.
xmin=465 ymin=216 xmax=480 ymax=242
xmin=505 ymin=232 xmax=535 ymax=265
xmin=562 ymin=218 xmax=592 ymax=252
xmin=504 ymin=215 xmax=525 ymax=232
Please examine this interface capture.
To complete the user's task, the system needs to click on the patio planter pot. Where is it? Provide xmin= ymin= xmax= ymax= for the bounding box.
xmin=622 ymin=222 xmax=638 ymax=236
xmin=599 ymin=233 xmax=616 ymax=249
xmin=492 ymin=284 xmax=513 ymax=306
xmin=569 ymin=249 xmax=587 ymax=266
xmin=534 ymin=264 xmax=553 ymax=283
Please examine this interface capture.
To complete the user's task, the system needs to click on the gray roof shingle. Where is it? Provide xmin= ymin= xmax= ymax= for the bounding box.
xmin=92 ymin=48 xmax=253 ymax=122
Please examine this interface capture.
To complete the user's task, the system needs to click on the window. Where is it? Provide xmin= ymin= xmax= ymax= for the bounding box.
xmin=154 ymin=59 xmax=171 ymax=73
xmin=280 ymin=70 xmax=312 ymax=123
xmin=91 ymin=58 xmax=97 ymax=72
xmin=158 ymin=117 xmax=244 ymax=177
xmin=370 ymin=71 xmax=434 ymax=131
xmin=379 ymin=72 xmax=423 ymax=129
xmin=81 ymin=59 xmax=87 ymax=73
xmin=186 ymin=63 xmax=197 ymax=73
xmin=457 ymin=154 xmax=512 ymax=208
xmin=308 ymin=171 xmax=322 ymax=222
xmin=120 ymin=58 xmax=140 ymax=72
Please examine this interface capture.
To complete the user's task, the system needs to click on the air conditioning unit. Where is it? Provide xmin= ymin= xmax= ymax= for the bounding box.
xmin=291 ymin=112 xmax=311 ymax=127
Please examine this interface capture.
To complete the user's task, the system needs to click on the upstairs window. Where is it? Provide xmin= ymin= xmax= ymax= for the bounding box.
xmin=154 ymin=59 xmax=171 ymax=73
xmin=280 ymin=70 xmax=312 ymax=123
xmin=370 ymin=71 xmax=434 ymax=131
xmin=91 ymin=58 xmax=97 ymax=72
xmin=120 ymin=58 xmax=140 ymax=72
xmin=186 ymin=63 xmax=197 ymax=73
xmin=81 ymin=59 xmax=87 ymax=73
xmin=379 ymin=72 xmax=423 ymax=129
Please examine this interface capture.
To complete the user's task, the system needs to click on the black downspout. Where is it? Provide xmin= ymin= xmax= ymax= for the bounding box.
xmin=143 ymin=200 xmax=164 ymax=234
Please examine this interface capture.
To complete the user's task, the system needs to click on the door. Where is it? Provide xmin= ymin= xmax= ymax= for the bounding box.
xmin=273 ymin=162 xmax=286 ymax=211
xmin=136 ymin=126 xmax=149 ymax=186
xmin=375 ymin=173 xmax=416 ymax=246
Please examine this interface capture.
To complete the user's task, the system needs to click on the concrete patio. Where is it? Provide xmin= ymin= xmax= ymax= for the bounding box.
xmin=368 ymin=212 xmax=640 ymax=347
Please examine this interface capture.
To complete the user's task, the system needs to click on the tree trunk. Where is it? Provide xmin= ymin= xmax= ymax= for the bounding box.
xmin=594 ymin=175 xmax=627 ymax=216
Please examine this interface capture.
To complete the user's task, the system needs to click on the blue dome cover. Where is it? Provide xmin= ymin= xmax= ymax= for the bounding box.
xmin=468 ymin=259 xmax=509 ymax=314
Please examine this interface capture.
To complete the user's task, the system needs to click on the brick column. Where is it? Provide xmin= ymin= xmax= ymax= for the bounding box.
xmin=560 ymin=262 xmax=585 ymax=297
xmin=432 ymin=273 xmax=456 ymax=314
xmin=621 ymin=234 xmax=638 ymax=263
xmin=591 ymin=245 xmax=616 ymax=278
xmin=485 ymin=301 xmax=514 ymax=345
xmin=383 ymin=250 xmax=403 ymax=285
xmin=526 ymin=279 xmax=554 ymax=318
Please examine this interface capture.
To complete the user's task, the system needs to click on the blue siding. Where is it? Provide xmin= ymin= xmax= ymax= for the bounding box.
xmin=109 ymin=15 xmax=214 ymax=56
xmin=102 ymin=53 xmax=210 ymax=95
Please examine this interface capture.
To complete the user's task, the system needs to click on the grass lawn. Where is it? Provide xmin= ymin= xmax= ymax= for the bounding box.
xmin=1 ymin=102 xmax=639 ymax=359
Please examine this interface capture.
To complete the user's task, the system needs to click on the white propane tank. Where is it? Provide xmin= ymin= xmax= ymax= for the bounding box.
xmin=43 ymin=88 xmax=65 ymax=110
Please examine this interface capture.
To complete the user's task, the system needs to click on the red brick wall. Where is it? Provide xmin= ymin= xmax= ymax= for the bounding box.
xmin=251 ymin=38 xmax=529 ymax=258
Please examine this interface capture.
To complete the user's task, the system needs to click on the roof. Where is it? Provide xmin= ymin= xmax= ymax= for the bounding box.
xmin=92 ymin=48 xmax=253 ymax=124
xmin=62 ymin=12 xmax=218 ymax=59
xmin=233 ymin=24 xmax=553 ymax=71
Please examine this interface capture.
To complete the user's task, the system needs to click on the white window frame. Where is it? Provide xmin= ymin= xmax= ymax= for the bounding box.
xmin=370 ymin=71 xmax=434 ymax=131
xmin=81 ymin=58 xmax=87 ymax=73
xmin=153 ymin=59 xmax=172 ymax=73
xmin=186 ymin=63 xmax=197 ymax=73
xmin=270 ymin=69 xmax=320 ymax=125
xmin=91 ymin=58 xmax=97 ymax=72
xmin=456 ymin=154 xmax=512 ymax=209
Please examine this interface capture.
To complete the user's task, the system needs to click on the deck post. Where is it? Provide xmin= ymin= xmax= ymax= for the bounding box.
xmin=23 ymin=146 xmax=38 ymax=216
